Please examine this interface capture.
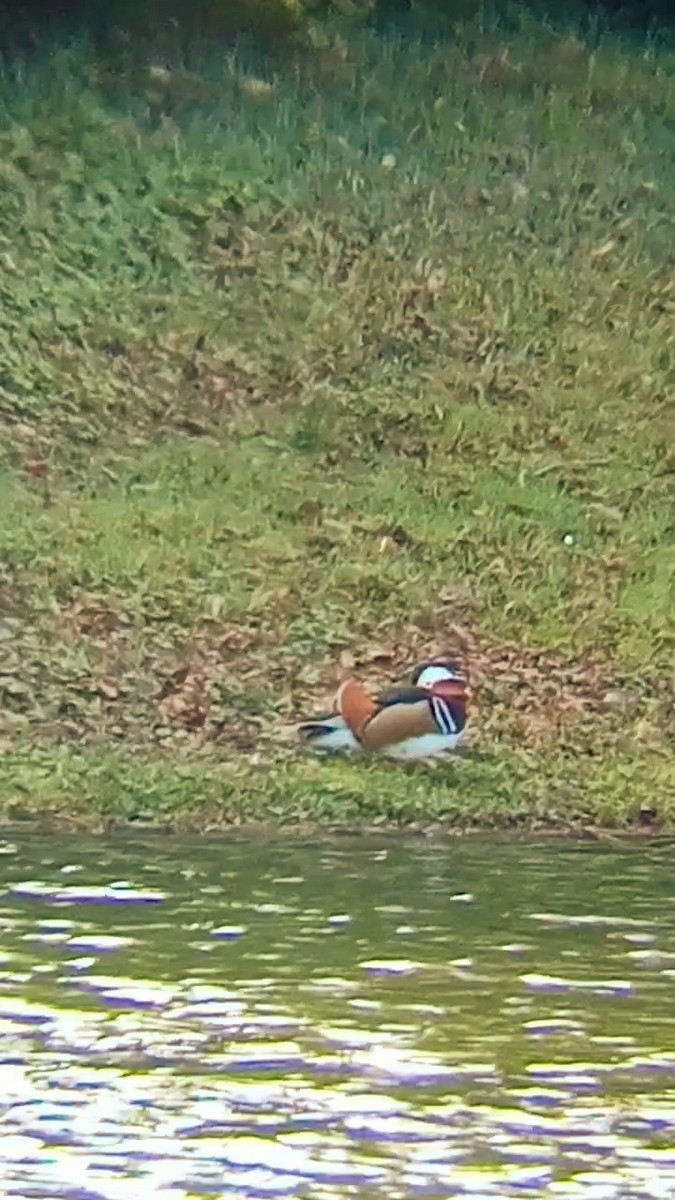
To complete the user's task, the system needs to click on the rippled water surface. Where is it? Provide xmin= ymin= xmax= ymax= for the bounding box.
xmin=1 ymin=833 xmax=675 ymax=1199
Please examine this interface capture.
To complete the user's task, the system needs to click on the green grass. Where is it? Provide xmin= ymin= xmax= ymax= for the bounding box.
xmin=0 ymin=743 xmax=672 ymax=833
xmin=0 ymin=12 xmax=673 ymax=830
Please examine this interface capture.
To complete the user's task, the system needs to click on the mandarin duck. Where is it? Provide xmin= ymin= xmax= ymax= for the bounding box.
xmin=297 ymin=658 xmax=468 ymax=761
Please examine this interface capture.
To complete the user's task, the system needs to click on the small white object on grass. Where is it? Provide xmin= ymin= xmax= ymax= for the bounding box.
xmin=563 ymin=534 xmax=575 ymax=546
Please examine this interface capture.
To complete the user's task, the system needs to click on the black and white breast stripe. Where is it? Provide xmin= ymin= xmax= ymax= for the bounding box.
xmin=429 ymin=695 xmax=459 ymax=736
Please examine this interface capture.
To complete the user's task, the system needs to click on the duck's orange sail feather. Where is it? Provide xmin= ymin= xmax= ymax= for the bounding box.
xmin=335 ymin=679 xmax=377 ymax=739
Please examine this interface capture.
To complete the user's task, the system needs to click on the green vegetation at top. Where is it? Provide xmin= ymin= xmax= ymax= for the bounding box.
xmin=0 ymin=9 xmax=672 ymax=830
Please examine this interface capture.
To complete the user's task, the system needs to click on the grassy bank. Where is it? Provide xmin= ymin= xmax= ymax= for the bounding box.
xmin=0 ymin=13 xmax=673 ymax=831
xmin=0 ymin=742 xmax=673 ymax=833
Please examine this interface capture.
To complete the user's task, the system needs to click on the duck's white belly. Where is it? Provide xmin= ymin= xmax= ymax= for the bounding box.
xmin=300 ymin=719 xmax=463 ymax=759
xmin=384 ymin=732 xmax=463 ymax=760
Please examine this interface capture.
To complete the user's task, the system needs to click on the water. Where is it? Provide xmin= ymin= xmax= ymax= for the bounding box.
xmin=1 ymin=833 xmax=674 ymax=1200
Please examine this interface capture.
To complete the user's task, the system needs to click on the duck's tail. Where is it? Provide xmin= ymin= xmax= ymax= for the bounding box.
xmin=297 ymin=713 xmax=360 ymax=754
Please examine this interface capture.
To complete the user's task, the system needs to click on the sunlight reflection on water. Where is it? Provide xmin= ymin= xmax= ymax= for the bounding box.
xmin=0 ymin=834 xmax=674 ymax=1198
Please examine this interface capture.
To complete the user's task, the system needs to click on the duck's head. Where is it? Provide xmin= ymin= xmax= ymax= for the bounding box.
xmin=411 ymin=657 xmax=467 ymax=697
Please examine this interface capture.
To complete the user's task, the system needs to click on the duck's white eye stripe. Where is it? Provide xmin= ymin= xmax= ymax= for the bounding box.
xmin=430 ymin=696 xmax=457 ymax=735
xmin=415 ymin=662 xmax=461 ymax=691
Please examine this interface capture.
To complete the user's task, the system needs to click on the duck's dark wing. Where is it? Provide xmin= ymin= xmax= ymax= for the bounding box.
xmin=297 ymin=716 xmax=337 ymax=738
xmin=374 ymin=685 xmax=431 ymax=709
